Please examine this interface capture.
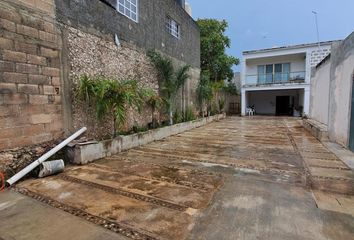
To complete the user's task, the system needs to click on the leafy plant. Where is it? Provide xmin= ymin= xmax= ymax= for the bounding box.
xmin=148 ymin=50 xmax=190 ymax=125
xmin=173 ymin=110 xmax=183 ymax=124
xmin=223 ymin=82 xmax=239 ymax=96
xmin=132 ymin=125 xmax=149 ymax=134
xmin=146 ymin=92 xmax=164 ymax=129
xmin=76 ymin=75 xmax=151 ymax=138
xmin=197 ymin=71 xmax=213 ymax=117
xmin=197 ymin=19 xmax=239 ymax=82
xmin=218 ymin=98 xmax=226 ymax=113
xmin=184 ymin=107 xmax=196 ymax=122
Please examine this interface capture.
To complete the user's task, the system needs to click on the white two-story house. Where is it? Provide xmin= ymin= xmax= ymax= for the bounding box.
xmin=241 ymin=41 xmax=335 ymax=116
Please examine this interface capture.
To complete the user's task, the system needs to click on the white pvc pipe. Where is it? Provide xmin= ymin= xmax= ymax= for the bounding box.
xmin=6 ymin=127 xmax=87 ymax=186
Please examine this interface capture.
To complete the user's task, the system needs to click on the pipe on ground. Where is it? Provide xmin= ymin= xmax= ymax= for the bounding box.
xmin=6 ymin=127 xmax=87 ymax=186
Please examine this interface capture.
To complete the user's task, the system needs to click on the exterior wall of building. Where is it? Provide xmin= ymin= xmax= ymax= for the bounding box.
xmin=245 ymin=54 xmax=306 ymax=76
xmin=0 ymin=0 xmax=64 ymax=150
xmin=309 ymin=32 xmax=354 ymax=148
xmin=0 ymin=0 xmax=201 ymax=150
xmin=54 ymin=0 xmax=200 ymax=68
xmin=310 ymin=59 xmax=331 ymax=125
xmin=327 ymin=33 xmax=354 ymax=146
xmin=55 ymin=0 xmax=200 ymax=140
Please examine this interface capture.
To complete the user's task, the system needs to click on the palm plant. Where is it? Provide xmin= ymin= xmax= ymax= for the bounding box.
xmin=146 ymin=93 xmax=164 ymax=129
xmin=197 ymin=71 xmax=213 ymax=117
xmin=176 ymin=65 xmax=191 ymax=119
xmin=77 ymin=76 xmax=150 ymax=138
xmin=148 ymin=50 xmax=190 ymax=125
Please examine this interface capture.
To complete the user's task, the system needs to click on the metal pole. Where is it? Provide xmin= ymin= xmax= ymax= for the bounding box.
xmin=6 ymin=127 xmax=87 ymax=186
xmin=312 ymin=11 xmax=321 ymax=49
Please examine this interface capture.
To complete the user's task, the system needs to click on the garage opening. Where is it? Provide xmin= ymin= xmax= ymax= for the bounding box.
xmin=246 ymin=89 xmax=304 ymax=116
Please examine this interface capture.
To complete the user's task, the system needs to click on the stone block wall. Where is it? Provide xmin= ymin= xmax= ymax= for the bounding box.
xmin=0 ymin=0 xmax=63 ymax=150
xmin=67 ymin=26 xmax=159 ymax=139
xmin=66 ymin=26 xmax=200 ymax=140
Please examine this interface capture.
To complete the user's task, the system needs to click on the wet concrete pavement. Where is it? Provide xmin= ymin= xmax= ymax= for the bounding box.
xmin=0 ymin=191 xmax=129 ymax=240
xmin=2 ymin=117 xmax=354 ymax=240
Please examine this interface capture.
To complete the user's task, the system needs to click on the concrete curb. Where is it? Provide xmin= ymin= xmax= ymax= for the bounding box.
xmin=67 ymin=114 xmax=226 ymax=165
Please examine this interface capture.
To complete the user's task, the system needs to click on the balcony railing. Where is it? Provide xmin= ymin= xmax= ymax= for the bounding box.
xmin=244 ymin=71 xmax=306 ymax=86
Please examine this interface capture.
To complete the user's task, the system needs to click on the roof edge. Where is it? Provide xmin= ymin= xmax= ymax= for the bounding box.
xmin=243 ymin=40 xmax=342 ymax=55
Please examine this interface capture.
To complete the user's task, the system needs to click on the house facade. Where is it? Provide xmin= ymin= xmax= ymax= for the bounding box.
xmin=241 ymin=41 xmax=335 ymax=116
xmin=0 ymin=0 xmax=200 ymax=150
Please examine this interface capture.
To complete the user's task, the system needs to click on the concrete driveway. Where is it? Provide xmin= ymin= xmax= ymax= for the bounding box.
xmin=1 ymin=117 xmax=354 ymax=240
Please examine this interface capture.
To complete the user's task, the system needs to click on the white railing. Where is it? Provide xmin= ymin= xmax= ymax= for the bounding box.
xmin=245 ymin=71 xmax=306 ymax=86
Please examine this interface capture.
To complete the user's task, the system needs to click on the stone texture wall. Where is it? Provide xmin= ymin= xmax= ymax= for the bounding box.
xmin=66 ymin=26 xmax=200 ymax=139
xmin=0 ymin=0 xmax=64 ymax=150
xmin=67 ymin=26 xmax=159 ymax=139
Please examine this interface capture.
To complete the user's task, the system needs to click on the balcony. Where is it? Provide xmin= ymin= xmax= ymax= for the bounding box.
xmin=244 ymin=71 xmax=306 ymax=86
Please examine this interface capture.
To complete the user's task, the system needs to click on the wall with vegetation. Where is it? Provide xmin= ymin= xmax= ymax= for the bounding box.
xmin=0 ymin=0 xmax=201 ymax=149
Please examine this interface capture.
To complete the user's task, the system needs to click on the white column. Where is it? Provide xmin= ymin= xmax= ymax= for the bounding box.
xmin=241 ymin=89 xmax=247 ymax=116
xmin=303 ymin=87 xmax=310 ymax=116
xmin=305 ymin=51 xmax=312 ymax=84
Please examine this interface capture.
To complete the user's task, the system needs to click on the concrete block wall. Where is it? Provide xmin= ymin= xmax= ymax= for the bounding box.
xmin=0 ymin=0 xmax=63 ymax=150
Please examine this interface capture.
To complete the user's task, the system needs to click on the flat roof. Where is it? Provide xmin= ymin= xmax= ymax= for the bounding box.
xmin=243 ymin=40 xmax=341 ymax=55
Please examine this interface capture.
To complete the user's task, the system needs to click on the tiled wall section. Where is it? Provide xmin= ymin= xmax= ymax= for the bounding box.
xmin=0 ymin=0 xmax=63 ymax=150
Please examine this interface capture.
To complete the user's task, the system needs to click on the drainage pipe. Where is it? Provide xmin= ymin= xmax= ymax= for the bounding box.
xmin=6 ymin=127 xmax=87 ymax=186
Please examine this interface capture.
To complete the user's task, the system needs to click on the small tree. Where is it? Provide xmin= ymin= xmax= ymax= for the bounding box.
xmin=148 ymin=50 xmax=190 ymax=125
xmin=77 ymin=75 xmax=150 ymax=138
xmin=197 ymin=19 xmax=239 ymax=83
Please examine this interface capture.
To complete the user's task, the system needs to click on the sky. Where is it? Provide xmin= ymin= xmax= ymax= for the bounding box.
xmin=188 ymin=0 xmax=354 ymax=71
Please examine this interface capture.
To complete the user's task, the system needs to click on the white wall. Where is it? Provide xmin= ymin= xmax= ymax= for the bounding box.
xmin=310 ymin=60 xmax=331 ymax=125
xmin=247 ymin=89 xmax=304 ymax=115
xmin=328 ymin=41 xmax=354 ymax=146
xmin=245 ymin=54 xmax=306 ymax=76
xmin=309 ymin=32 xmax=354 ymax=148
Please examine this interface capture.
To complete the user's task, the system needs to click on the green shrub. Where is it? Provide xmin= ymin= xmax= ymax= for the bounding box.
xmin=76 ymin=75 xmax=152 ymax=137
xmin=184 ymin=107 xmax=196 ymax=122
xmin=218 ymin=98 xmax=226 ymax=113
xmin=132 ymin=125 xmax=149 ymax=134
xmin=173 ymin=110 xmax=183 ymax=124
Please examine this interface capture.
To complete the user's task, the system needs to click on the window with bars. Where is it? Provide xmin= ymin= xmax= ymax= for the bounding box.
xmin=166 ymin=17 xmax=180 ymax=39
xmin=117 ymin=0 xmax=138 ymax=22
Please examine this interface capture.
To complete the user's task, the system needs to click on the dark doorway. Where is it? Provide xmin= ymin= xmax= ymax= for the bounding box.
xmin=276 ymin=96 xmax=291 ymax=116
xmin=349 ymin=76 xmax=354 ymax=152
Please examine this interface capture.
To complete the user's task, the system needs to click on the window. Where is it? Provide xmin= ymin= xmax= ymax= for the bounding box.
xmin=117 ymin=0 xmax=138 ymax=22
xmin=166 ymin=17 xmax=180 ymax=38
xmin=257 ymin=63 xmax=291 ymax=83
